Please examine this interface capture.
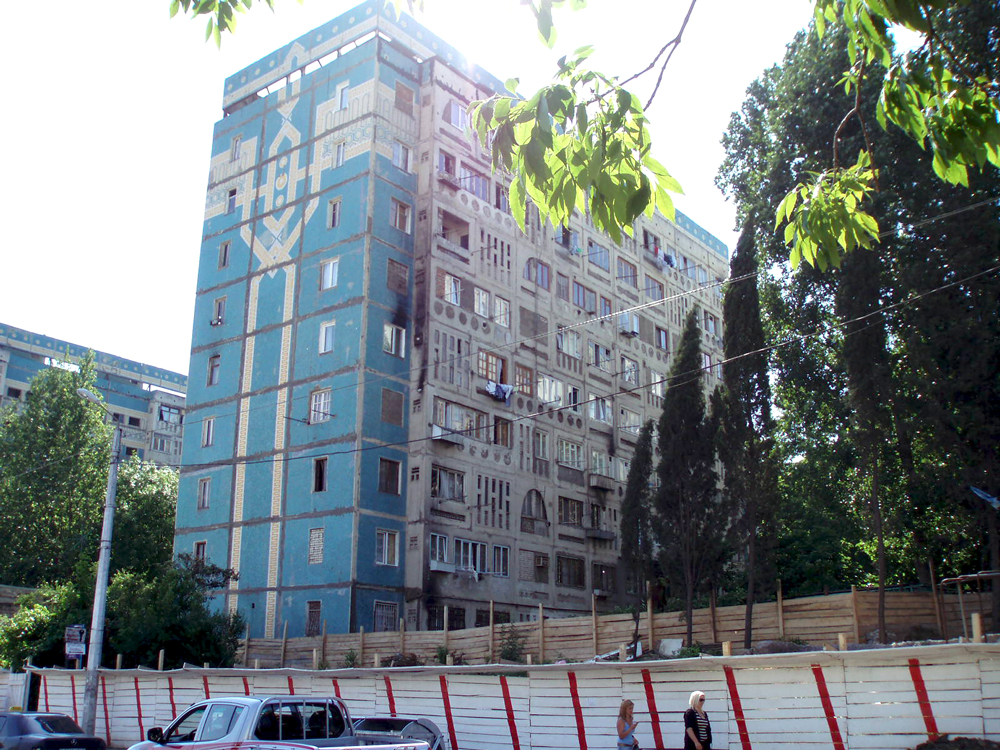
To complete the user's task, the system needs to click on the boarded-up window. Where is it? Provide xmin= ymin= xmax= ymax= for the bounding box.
xmin=394 ymin=82 xmax=414 ymax=115
xmin=387 ymin=258 xmax=408 ymax=294
xmin=381 ymin=389 xmax=404 ymax=426
xmin=308 ymin=528 xmax=324 ymax=564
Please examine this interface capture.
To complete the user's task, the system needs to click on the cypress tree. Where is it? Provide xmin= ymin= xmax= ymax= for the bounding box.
xmin=620 ymin=420 xmax=656 ymax=601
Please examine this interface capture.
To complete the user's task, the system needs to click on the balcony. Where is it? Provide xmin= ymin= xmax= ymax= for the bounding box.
xmin=431 ymin=423 xmax=464 ymax=445
xmin=429 ymin=559 xmax=456 ymax=573
xmin=588 ymin=472 xmax=615 ymax=491
xmin=586 ymin=527 xmax=616 ymax=541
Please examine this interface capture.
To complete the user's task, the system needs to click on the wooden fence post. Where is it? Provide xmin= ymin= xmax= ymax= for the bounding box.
xmin=280 ymin=621 xmax=288 ymax=668
xmin=722 ymin=641 xmax=732 ymax=657
xmin=399 ymin=617 xmax=405 ymax=655
xmin=592 ymin=593 xmax=599 ymax=656
xmin=373 ymin=653 xmax=381 ymax=668
xmin=321 ymin=620 xmax=328 ymax=667
xmin=973 ymin=612 xmax=984 ymax=643
xmin=929 ymin=560 xmax=946 ymax=639
xmin=312 ymin=649 xmax=319 ymax=670
xmin=709 ymin=588 xmax=718 ymax=644
xmin=838 ymin=633 xmax=848 ymax=651
xmin=777 ymin=579 xmax=785 ymax=640
xmin=158 ymin=650 xmax=165 ymax=671
xmin=359 ymin=626 xmax=365 ymax=667
xmin=115 ymin=654 xmax=123 ymax=670
xmin=489 ymin=600 xmax=495 ymax=662
xmin=443 ymin=606 xmax=450 ymax=652
xmin=243 ymin=624 xmax=250 ymax=667
xmin=850 ymin=586 xmax=861 ymax=643
xmin=538 ymin=603 xmax=545 ymax=663
xmin=646 ymin=581 xmax=655 ymax=651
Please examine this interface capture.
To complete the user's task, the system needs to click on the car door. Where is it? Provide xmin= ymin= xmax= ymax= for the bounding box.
xmin=163 ymin=706 xmax=208 ymax=746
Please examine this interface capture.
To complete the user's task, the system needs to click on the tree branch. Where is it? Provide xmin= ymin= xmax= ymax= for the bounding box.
xmin=616 ymin=0 xmax=699 ymax=110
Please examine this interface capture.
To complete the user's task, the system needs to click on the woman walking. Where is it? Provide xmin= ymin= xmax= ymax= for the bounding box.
xmin=617 ymin=699 xmax=640 ymax=750
xmin=683 ymin=691 xmax=711 ymax=750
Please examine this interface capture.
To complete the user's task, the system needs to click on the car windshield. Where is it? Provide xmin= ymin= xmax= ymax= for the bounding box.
xmin=29 ymin=716 xmax=84 ymax=735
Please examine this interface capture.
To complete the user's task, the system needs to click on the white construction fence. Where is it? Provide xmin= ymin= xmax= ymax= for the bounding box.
xmin=21 ymin=643 xmax=1000 ymax=750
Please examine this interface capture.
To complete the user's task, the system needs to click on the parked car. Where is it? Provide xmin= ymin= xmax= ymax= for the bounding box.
xmin=0 ymin=712 xmax=107 ymax=750
xmin=127 ymin=696 xmax=431 ymax=750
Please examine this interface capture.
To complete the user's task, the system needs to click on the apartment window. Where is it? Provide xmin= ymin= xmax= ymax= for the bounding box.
xmin=159 ymin=404 xmax=182 ymax=424
xmin=589 ymin=396 xmax=611 ymax=423
xmin=429 ymin=534 xmax=450 ymax=564
xmin=646 ymin=276 xmax=664 ymax=300
xmin=383 ymin=323 xmax=406 ymax=357
xmin=207 ymin=355 xmax=220 ymax=386
xmin=493 ymin=546 xmax=510 ymax=578
xmin=573 ymin=282 xmax=597 ymax=312
xmin=308 ymin=528 xmax=324 ymax=564
xmin=557 ymin=439 xmax=583 ymax=469
xmin=557 ymin=273 xmax=570 ymax=301
xmin=376 ymin=529 xmax=398 ymax=566
xmin=381 ymin=388 xmax=404 ymax=426
xmin=557 ymin=555 xmax=586 ymax=588
xmin=533 ymin=430 xmax=550 ymax=460
xmin=319 ymin=321 xmax=336 ymax=354
xmin=459 ymin=165 xmax=489 ymax=201
xmin=522 ymin=258 xmax=551 ymax=290
xmin=515 ymin=363 xmax=533 ymax=395
xmin=313 ymin=457 xmax=328 ymax=492
xmin=620 ymin=407 xmax=641 ymax=435
xmin=394 ymin=82 xmax=414 ymax=115
xmin=703 ymin=353 xmax=712 ymax=372
xmin=373 ymin=601 xmax=399 ymax=632
xmin=593 ymin=563 xmax=617 ymax=593
xmin=495 ymin=185 xmax=510 ymax=213
xmin=438 ymin=150 xmax=456 ymax=176
xmin=218 ymin=241 xmax=231 ymax=269
xmin=387 ymin=258 xmax=408 ymax=294
xmin=335 ymin=141 xmax=346 ymax=167
xmin=226 ymin=188 xmax=236 ymax=214
xmin=536 ymin=374 xmax=563 ymax=406
xmin=152 ymin=436 xmax=168 ymax=452
xmin=655 ymin=327 xmax=669 ymax=351
xmin=431 ymin=466 xmax=465 ymax=502
xmin=590 ymin=343 xmax=611 ymax=371
xmin=591 ymin=449 xmax=610 ymax=476
xmin=128 ymin=416 xmax=142 ymax=428
xmin=643 ymin=229 xmax=660 ymax=251
xmin=493 ymin=417 xmax=512 ymax=448
xmin=444 ymin=100 xmax=469 ymax=130
xmin=202 ymin=417 xmax=215 ymax=447
xmin=327 ymin=198 xmax=341 ymax=229
xmin=620 ymin=356 xmax=639 ymax=385
xmin=704 ymin=312 xmax=718 ymax=336
xmin=558 ymin=497 xmax=583 ymax=526
xmin=474 ymin=288 xmax=491 ymax=318
xmin=230 ymin=135 xmax=241 ymax=162
xmin=319 ymin=258 xmax=339 ymax=291
xmin=617 ymin=257 xmax=638 ymax=287
xmin=567 ymin=385 xmax=581 ymax=412
xmin=434 ymin=397 xmax=489 ymax=442
xmin=212 ymin=297 xmax=226 ymax=325
xmin=617 ymin=457 xmax=632 ymax=482
xmin=310 ymin=389 xmax=331 ymax=424
xmin=556 ymin=328 xmax=581 ymax=358
xmin=378 ymin=458 xmax=401 ymax=494
xmin=390 ymin=199 xmax=411 ymax=233
xmin=306 ymin=601 xmax=322 ymax=637
xmin=619 ymin=310 xmax=640 ymax=335
xmin=197 ymin=478 xmax=211 ymax=509
xmin=494 ymin=297 xmax=510 ymax=327
xmin=443 ymin=273 xmax=461 ymax=305
xmin=650 ymin=370 xmax=666 ymax=401
xmin=336 ymin=82 xmax=350 ymax=110
xmin=588 ymin=240 xmax=610 ymax=271
xmin=392 ymin=140 xmax=411 ymax=171
xmin=600 ymin=296 xmax=612 ymax=318
xmin=454 ymin=538 xmax=487 ymax=573
xmin=478 ymin=350 xmax=507 ymax=383
xmin=194 ymin=541 xmax=207 ymax=562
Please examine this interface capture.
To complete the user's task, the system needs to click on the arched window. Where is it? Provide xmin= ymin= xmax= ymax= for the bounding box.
xmin=521 ymin=490 xmax=548 ymax=535
xmin=522 ymin=258 xmax=551 ymax=290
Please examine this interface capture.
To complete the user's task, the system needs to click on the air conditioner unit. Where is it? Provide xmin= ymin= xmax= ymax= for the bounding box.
xmin=534 ymin=555 xmax=549 ymax=567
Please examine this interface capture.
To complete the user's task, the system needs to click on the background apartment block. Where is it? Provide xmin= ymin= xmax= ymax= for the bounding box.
xmin=175 ymin=0 xmax=728 ymax=639
xmin=0 ymin=323 xmax=188 ymax=466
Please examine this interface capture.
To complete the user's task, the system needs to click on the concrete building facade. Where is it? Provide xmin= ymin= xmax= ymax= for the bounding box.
xmin=175 ymin=0 xmax=729 ymax=639
xmin=0 ymin=323 xmax=188 ymax=466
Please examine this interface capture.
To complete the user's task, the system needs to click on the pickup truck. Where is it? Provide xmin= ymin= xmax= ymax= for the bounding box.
xmin=127 ymin=696 xmax=434 ymax=750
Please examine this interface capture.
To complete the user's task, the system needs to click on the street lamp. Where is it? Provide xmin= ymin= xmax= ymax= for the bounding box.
xmin=75 ymin=388 xmax=121 ymax=737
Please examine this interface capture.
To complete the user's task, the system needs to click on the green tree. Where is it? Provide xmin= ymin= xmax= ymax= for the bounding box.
xmin=113 ymin=458 xmax=178 ymax=576
xmin=0 ymin=355 xmax=108 ymax=587
xmin=718 ymin=224 xmax=779 ymax=649
xmin=620 ymin=420 xmax=656 ymax=599
xmin=655 ymin=309 xmax=726 ymax=645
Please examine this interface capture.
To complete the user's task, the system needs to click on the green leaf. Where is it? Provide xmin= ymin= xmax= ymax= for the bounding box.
xmin=169 ymin=0 xmax=181 ymax=18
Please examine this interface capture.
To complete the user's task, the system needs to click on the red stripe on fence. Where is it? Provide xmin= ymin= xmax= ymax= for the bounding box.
xmin=909 ymin=658 xmax=941 ymax=740
xmin=384 ymin=675 xmax=397 ymax=716
xmin=134 ymin=677 xmax=145 ymax=740
xmin=641 ymin=668 xmax=664 ymax=750
xmin=70 ymin=674 xmax=78 ymax=723
xmin=723 ymin=666 xmax=752 ymax=750
xmin=499 ymin=675 xmax=520 ymax=750
xmin=439 ymin=675 xmax=458 ymax=750
xmin=101 ymin=674 xmax=111 ymax=745
xmin=331 ymin=678 xmax=341 ymax=699
xmin=287 ymin=676 xmax=295 ymax=695
xmin=242 ymin=677 xmax=250 ymax=696
xmin=811 ymin=665 xmax=845 ymax=750
xmin=42 ymin=674 xmax=50 ymax=712
xmin=168 ymin=677 xmax=177 ymax=718
xmin=567 ymin=671 xmax=588 ymax=750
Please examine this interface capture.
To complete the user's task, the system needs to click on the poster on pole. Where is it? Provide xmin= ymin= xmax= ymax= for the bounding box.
xmin=65 ymin=625 xmax=86 ymax=657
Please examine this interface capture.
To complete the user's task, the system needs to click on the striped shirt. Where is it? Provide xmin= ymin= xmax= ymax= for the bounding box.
xmin=695 ymin=712 xmax=709 ymax=741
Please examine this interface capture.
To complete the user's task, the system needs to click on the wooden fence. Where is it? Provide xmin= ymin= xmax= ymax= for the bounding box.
xmin=241 ymin=587 xmax=993 ymax=669
xmin=27 ymin=643 xmax=1000 ymax=749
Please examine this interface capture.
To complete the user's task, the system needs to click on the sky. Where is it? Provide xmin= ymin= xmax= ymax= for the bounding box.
xmin=0 ymin=0 xmax=815 ymax=376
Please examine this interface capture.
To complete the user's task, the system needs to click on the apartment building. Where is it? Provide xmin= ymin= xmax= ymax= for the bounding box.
xmin=175 ymin=0 xmax=728 ymax=638
xmin=0 ymin=322 xmax=188 ymax=466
